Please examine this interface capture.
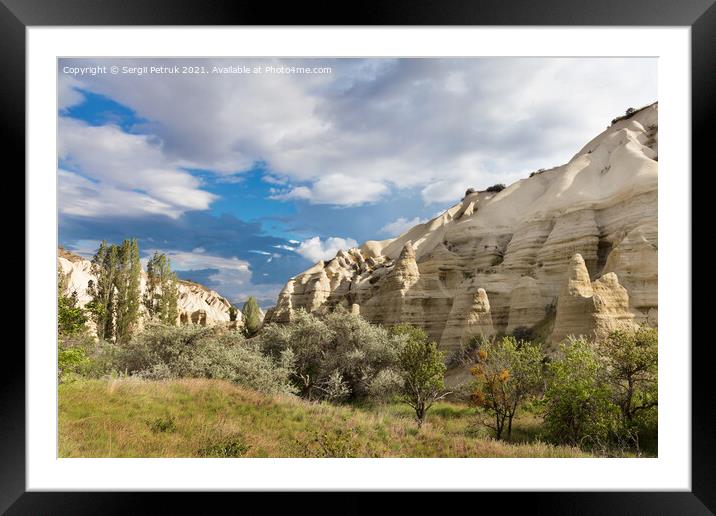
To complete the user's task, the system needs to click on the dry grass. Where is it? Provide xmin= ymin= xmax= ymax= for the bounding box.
xmin=59 ymin=378 xmax=589 ymax=458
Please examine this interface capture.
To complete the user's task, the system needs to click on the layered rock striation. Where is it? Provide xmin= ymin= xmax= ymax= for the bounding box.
xmin=266 ymin=103 xmax=658 ymax=353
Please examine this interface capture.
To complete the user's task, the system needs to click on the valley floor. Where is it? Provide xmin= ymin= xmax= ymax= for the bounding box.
xmin=59 ymin=378 xmax=590 ymax=458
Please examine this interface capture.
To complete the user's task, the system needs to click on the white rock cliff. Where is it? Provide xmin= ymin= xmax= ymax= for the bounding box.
xmin=265 ymin=103 xmax=658 ymax=352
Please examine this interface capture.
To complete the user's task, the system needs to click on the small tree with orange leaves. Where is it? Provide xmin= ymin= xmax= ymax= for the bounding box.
xmin=470 ymin=336 xmax=543 ymax=440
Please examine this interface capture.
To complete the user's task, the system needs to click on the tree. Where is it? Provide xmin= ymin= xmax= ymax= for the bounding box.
xmin=393 ymin=323 xmax=449 ymax=428
xmin=241 ymin=296 xmax=262 ymax=337
xmin=87 ymin=239 xmax=142 ymax=342
xmin=470 ymin=336 xmax=544 ymax=440
xmin=228 ymin=306 xmax=238 ymax=322
xmin=543 ymin=338 xmax=619 ymax=448
xmin=114 ymin=239 xmax=142 ymax=343
xmin=57 ymin=265 xmax=88 ymax=338
xmin=87 ymin=241 xmax=118 ymax=340
xmin=599 ymin=326 xmax=658 ymax=447
xmin=144 ymin=251 xmax=179 ymax=325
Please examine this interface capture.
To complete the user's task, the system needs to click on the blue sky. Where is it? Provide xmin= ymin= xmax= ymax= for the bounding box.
xmin=58 ymin=58 xmax=657 ymax=307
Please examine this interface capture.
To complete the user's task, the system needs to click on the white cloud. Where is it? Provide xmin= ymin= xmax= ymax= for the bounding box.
xmin=295 ymin=236 xmax=358 ymax=263
xmin=380 ymin=216 xmax=427 ymax=237
xmin=60 ymin=57 xmax=657 ymax=207
xmin=271 ymin=174 xmax=389 ymax=206
xmin=59 ymin=169 xmax=189 ymax=219
xmin=58 ymin=118 xmax=216 ymax=218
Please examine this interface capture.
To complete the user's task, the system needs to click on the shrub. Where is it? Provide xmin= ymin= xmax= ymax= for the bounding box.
xmin=260 ymin=309 xmax=334 ymax=398
xmin=321 ymin=308 xmax=399 ymax=399
xmin=392 ymin=323 xmax=448 ymax=428
xmin=315 ymin=370 xmax=351 ymax=402
xmin=115 ymin=322 xmax=296 ymax=395
xmin=367 ymin=368 xmax=404 ymax=401
xmin=543 ymin=338 xmax=619 ymax=449
xmin=58 ymin=344 xmax=90 ymax=383
xmin=464 ymin=187 xmax=477 ymax=197
xmin=58 ymin=292 xmax=89 ymax=338
xmin=470 ymin=336 xmax=544 ymax=440
xmin=259 ymin=308 xmax=400 ymax=402
xmin=485 ymin=184 xmax=506 ymax=193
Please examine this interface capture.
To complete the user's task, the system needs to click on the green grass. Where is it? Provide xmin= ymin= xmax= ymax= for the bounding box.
xmin=59 ymin=378 xmax=590 ymax=458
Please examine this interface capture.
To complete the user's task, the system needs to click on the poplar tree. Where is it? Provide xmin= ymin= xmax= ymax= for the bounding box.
xmin=114 ymin=239 xmax=142 ymax=343
xmin=144 ymin=251 xmax=180 ymax=325
xmin=241 ymin=297 xmax=261 ymax=337
xmin=87 ymin=239 xmax=142 ymax=342
xmin=87 ymin=241 xmax=118 ymax=341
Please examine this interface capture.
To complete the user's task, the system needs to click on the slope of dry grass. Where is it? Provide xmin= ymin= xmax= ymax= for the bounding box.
xmin=59 ymin=378 xmax=589 ymax=458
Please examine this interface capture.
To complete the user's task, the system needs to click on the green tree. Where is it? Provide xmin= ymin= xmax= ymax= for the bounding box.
xmin=599 ymin=326 xmax=658 ymax=450
xmin=114 ymin=239 xmax=142 ymax=343
xmin=228 ymin=306 xmax=238 ymax=322
xmin=144 ymin=251 xmax=179 ymax=325
xmin=87 ymin=241 xmax=118 ymax=341
xmin=57 ymin=266 xmax=87 ymax=338
xmin=241 ymin=296 xmax=262 ymax=337
xmin=87 ymin=239 xmax=143 ymax=342
xmin=470 ymin=336 xmax=544 ymax=440
xmin=392 ymin=323 xmax=448 ymax=428
xmin=544 ymin=338 xmax=619 ymax=448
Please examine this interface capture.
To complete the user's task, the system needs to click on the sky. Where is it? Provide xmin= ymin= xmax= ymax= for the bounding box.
xmin=57 ymin=57 xmax=657 ymax=308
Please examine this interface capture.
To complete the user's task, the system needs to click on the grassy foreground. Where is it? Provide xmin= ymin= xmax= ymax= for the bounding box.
xmin=59 ymin=378 xmax=589 ymax=458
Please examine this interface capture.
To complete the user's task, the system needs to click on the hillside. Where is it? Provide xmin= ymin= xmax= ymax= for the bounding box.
xmin=58 ymin=248 xmax=239 ymax=329
xmin=59 ymin=378 xmax=588 ymax=458
xmin=266 ymin=103 xmax=658 ymax=353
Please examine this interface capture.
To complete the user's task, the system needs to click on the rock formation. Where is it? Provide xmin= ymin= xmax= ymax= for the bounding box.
xmin=58 ymin=249 xmax=238 ymax=332
xmin=265 ymin=103 xmax=658 ymax=353
xmin=550 ymin=254 xmax=636 ymax=344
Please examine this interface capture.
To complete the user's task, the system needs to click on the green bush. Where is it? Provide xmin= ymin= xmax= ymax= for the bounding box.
xmin=367 ymin=368 xmax=404 ymax=401
xmin=58 ymin=344 xmax=91 ymax=383
xmin=485 ymin=184 xmax=506 ymax=193
xmin=543 ymin=338 xmax=620 ymax=449
xmin=114 ymin=322 xmax=296 ymax=395
xmin=259 ymin=308 xmax=400 ymax=401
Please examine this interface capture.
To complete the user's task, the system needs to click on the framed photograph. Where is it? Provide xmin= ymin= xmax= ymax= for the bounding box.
xmin=5 ymin=0 xmax=710 ymax=511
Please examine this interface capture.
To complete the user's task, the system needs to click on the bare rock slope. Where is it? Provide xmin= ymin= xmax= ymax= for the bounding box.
xmin=265 ymin=103 xmax=658 ymax=352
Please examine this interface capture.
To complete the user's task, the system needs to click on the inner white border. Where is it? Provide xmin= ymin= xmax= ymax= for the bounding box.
xmin=27 ymin=27 xmax=691 ymax=491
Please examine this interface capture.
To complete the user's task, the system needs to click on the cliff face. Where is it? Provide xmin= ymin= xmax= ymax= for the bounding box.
xmin=58 ymin=250 xmax=239 ymax=331
xmin=266 ymin=103 xmax=658 ymax=353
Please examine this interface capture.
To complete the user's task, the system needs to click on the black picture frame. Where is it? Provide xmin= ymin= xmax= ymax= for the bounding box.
xmin=3 ymin=0 xmax=709 ymax=513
